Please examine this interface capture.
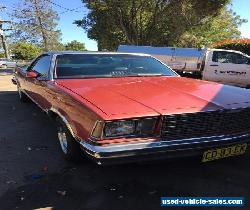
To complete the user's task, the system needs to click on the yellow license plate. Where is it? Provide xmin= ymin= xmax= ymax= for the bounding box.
xmin=202 ymin=143 xmax=247 ymax=162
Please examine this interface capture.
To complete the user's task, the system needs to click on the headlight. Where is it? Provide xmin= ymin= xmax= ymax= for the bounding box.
xmin=104 ymin=118 xmax=157 ymax=138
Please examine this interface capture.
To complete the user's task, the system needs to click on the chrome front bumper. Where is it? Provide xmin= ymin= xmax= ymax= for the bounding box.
xmin=79 ymin=133 xmax=250 ymax=165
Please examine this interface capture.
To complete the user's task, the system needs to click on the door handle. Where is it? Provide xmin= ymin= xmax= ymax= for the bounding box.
xmin=210 ymin=64 xmax=219 ymax=66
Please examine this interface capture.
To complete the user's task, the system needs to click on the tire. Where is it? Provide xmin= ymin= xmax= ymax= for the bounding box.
xmin=17 ymin=86 xmax=29 ymax=102
xmin=55 ymin=117 xmax=82 ymax=161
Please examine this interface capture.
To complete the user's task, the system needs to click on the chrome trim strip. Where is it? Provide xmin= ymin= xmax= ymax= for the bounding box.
xmin=49 ymin=54 xmax=57 ymax=81
xmin=153 ymin=56 xmax=180 ymax=76
xmin=79 ymin=133 xmax=250 ymax=159
xmin=164 ymin=106 xmax=250 ymax=116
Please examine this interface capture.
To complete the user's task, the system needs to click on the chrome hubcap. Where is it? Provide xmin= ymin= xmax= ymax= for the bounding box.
xmin=58 ymin=127 xmax=68 ymax=154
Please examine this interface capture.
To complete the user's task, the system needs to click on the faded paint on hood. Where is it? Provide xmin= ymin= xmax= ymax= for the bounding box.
xmin=56 ymin=76 xmax=250 ymax=120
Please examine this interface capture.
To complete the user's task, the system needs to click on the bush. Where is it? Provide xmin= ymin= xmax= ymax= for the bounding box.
xmin=0 ymin=52 xmax=6 ymax=58
xmin=11 ymin=42 xmax=42 ymax=60
xmin=64 ymin=40 xmax=86 ymax=51
xmin=213 ymin=39 xmax=250 ymax=55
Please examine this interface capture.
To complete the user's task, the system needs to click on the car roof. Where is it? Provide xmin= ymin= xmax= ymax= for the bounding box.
xmin=43 ymin=51 xmax=151 ymax=56
xmin=210 ymin=48 xmax=247 ymax=55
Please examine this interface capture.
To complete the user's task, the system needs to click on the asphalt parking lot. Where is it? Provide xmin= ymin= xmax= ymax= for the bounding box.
xmin=0 ymin=69 xmax=250 ymax=210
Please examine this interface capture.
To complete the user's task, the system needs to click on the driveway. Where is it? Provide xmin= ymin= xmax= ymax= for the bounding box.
xmin=0 ymin=70 xmax=250 ymax=210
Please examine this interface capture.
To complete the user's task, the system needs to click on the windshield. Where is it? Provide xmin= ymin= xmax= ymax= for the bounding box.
xmin=55 ymin=54 xmax=177 ymax=79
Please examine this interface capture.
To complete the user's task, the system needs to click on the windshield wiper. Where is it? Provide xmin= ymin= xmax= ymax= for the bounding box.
xmin=58 ymin=73 xmax=166 ymax=79
xmin=58 ymin=74 xmax=112 ymax=79
xmin=110 ymin=73 xmax=166 ymax=77
xmin=131 ymin=73 xmax=165 ymax=77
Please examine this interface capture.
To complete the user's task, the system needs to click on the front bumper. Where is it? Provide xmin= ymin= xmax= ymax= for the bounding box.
xmin=79 ymin=133 xmax=250 ymax=165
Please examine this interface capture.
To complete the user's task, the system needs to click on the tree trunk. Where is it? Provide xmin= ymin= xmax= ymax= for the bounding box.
xmin=33 ymin=0 xmax=48 ymax=51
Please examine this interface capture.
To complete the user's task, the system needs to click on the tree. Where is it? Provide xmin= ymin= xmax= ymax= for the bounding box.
xmin=64 ymin=40 xmax=86 ymax=51
xmin=0 ymin=52 xmax=5 ymax=58
xmin=75 ymin=0 xmax=244 ymax=50
xmin=177 ymin=9 xmax=247 ymax=48
xmin=10 ymin=42 xmax=42 ymax=60
xmin=10 ymin=0 xmax=62 ymax=51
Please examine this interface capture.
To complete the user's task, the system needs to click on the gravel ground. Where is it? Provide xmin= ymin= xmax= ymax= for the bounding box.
xmin=0 ymin=69 xmax=250 ymax=210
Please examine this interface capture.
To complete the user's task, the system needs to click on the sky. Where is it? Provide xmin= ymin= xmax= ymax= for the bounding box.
xmin=230 ymin=0 xmax=250 ymax=38
xmin=0 ymin=0 xmax=250 ymax=51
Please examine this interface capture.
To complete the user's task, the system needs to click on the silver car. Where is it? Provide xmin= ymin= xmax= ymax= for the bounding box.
xmin=0 ymin=58 xmax=17 ymax=68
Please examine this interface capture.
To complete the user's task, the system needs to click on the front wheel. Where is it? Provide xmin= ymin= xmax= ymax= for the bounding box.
xmin=55 ymin=117 xmax=82 ymax=161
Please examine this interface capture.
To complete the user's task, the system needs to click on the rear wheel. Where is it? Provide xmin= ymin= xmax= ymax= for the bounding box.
xmin=17 ymin=86 xmax=29 ymax=102
xmin=55 ymin=117 xmax=82 ymax=161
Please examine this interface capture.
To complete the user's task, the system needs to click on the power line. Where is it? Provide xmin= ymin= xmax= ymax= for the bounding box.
xmin=7 ymin=1 xmax=85 ymax=16
xmin=59 ymin=6 xmax=85 ymax=14
xmin=43 ymin=0 xmax=84 ymax=14
xmin=44 ymin=0 xmax=72 ymax=11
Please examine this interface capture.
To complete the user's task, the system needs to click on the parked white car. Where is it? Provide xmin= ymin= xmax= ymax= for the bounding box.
xmin=118 ymin=45 xmax=250 ymax=88
xmin=0 ymin=58 xmax=17 ymax=68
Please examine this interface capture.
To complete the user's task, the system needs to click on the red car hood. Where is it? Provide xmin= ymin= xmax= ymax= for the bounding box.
xmin=56 ymin=77 xmax=250 ymax=120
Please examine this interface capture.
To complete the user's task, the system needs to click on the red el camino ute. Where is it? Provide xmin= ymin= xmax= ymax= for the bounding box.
xmin=15 ymin=52 xmax=250 ymax=164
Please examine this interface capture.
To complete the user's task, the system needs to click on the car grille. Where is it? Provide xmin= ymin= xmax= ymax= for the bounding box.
xmin=161 ymin=108 xmax=250 ymax=140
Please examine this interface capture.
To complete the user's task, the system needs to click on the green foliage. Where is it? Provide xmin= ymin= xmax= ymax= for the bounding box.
xmin=214 ymin=39 xmax=250 ymax=55
xmin=74 ymin=0 xmax=238 ymax=50
xmin=65 ymin=40 xmax=86 ymax=51
xmin=177 ymin=9 xmax=247 ymax=48
xmin=51 ymin=42 xmax=66 ymax=51
xmin=0 ymin=52 xmax=5 ymax=58
xmin=11 ymin=42 xmax=42 ymax=60
xmin=10 ymin=0 xmax=62 ymax=51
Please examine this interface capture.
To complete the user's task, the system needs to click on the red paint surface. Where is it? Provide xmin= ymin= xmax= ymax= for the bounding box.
xmin=57 ymin=76 xmax=250 ymax=120
xmin=17 ymin=66 xmax=250 ymax=143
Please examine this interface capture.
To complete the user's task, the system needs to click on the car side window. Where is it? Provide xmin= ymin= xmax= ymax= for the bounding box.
xmin=212 ymin=51 xmax=248 ymax=64
xmin=235 ymin=54 xmax=248 ymax=64
xmin=31 ymin=55 xmax=51 ymax=78
xmin=212 ymin=51 xmax=237 ymax=64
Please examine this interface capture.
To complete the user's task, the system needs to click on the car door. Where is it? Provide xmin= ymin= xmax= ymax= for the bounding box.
xmin=233 ymin=53 xmax=250 ymax=86
xmin=24 ymin=54 xmax=52 ymax=109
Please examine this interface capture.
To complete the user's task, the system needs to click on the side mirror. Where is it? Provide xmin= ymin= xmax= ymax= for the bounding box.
xmin=26 ymin=70 xmax=39 ymax=78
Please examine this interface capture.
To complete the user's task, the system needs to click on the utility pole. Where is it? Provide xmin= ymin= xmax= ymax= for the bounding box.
xmin=0 ymin=6 xmax=10 ymax=59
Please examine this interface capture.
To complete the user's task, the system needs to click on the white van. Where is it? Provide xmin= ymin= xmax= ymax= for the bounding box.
xmin=118 ymin=45 xmax=250 ymax=87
